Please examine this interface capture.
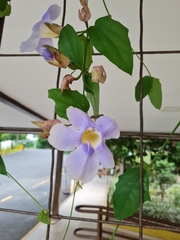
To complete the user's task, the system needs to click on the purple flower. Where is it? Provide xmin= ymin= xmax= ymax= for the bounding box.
xmin=48 ymin=107 xmax=120 ymax=183
xmin=19 ymin=4 xmax=61 ymax=54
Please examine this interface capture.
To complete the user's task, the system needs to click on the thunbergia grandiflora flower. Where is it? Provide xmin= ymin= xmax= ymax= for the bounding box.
xmin=41 ymin=45 xmax=70 ymax=68
xmin=48 ymin=107 xmax=120 ymax=183
xmin=19 ymin=4 xmax=61 ymax=53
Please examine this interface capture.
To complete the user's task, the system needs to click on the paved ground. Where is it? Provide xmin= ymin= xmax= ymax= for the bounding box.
xmin=0 ymin=149 xmax=70 ymax=240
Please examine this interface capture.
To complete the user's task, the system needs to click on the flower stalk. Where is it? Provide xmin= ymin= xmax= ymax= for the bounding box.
xmin=7 ymin=172 xmax=45 ymax=211
xmin=62 ymin=181 xmax=80 ymax=240
xmin=102 ymin=0 xmax=111 ymax=17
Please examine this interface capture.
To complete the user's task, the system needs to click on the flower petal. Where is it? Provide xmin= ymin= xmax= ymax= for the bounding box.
xmin=67 ymin=107 xmax=96 ymax=131
xmin=96 ymin=116 xmax=120 ymax=140
xmin=48 ymin=123 xmax=81 ymax=151
xmin=65 ymin=144 xmax=99 ymax=183
xmin=19 ymin=33 xmax=40 ymax=52
xmin=42 ymin=4 xmax=61 ymax=21
xmin=36 ymin=38 xmax=52 ymax=54
xmin=95 ymin=142 xmax=114 ymax=168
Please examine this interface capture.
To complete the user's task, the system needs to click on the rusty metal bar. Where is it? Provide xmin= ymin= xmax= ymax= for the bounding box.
xmin=0 ymin=207 xmax=179 ymax=233
xmin=46 ymin=147 xmax=55 ymax=240
xmin=0 ymin=127 xmax=42 ymax=133
xmin=0 ymin=127 xmax=180 ymax=141
xmin=52 ymin=150 xmax=63 ymax=215
xmin=45 ymin=0 xmax=67 ymax=239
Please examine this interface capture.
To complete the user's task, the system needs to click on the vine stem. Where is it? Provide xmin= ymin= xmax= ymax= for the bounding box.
xmin=132 ymin=48 xmax=151 ymax=76
xmin=102 ymin=0 xmax=111 ymax=17
xmin=7 ymin=172 xmax=45 ymax=211
xmin=62 ymin=181 xmax=80 ymax=240
xmin=110 ymin=224 xmax=119 ymax=240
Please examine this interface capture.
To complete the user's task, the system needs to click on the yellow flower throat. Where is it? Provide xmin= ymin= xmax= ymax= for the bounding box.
xmin=81 ymin=128 xmax=101 ymax=148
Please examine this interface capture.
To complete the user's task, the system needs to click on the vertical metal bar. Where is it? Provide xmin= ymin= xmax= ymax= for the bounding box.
xmin=51 ymin=0 xmax=67 ymax=216
xmin=139 ymin=0 xmax=144 ymax=239
xmin=46 ymin=147 xmax=55 ymax=240
xmin=0 ymin=17 xmax=5 ymax=48
xmin=45 ymin=1 xmax=67 ymax=239
xmin=52 ymin=150 xmax=63 ymax=214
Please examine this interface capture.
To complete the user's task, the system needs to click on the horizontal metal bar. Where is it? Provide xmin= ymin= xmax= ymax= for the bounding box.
xmin=0 ymin=127 xmax=42 ymax=134
xmin=0 ymin=127 xmax=180 ymax=140
xmin=0 ymin=208 xmax=179 ymax=232
xmin=1 ymin=50 xmax=180 ymax=58
xmin=121 ymin=131 xmax=180 ymax=140
xmin=0 ymin=54 xmax=40 ymax=57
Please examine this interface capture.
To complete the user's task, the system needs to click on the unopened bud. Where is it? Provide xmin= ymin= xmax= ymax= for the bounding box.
xmin=60 ymin=74 xmax=74 ymax=93
xmin=91 ymin=66 xmax=107 ymax=83
xmin=41 ymin=45 xmax=70 ymax=68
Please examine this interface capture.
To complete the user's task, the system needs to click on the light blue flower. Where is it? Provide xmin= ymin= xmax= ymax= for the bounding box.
xmin=19 ymin=4 xmax=61 ymax=54
xmin=48 ymin=107 xmax=120 ymax=183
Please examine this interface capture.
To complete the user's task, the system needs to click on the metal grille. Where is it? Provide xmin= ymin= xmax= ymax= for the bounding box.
xmin=0 ymin=0 xmax=180 ymax=240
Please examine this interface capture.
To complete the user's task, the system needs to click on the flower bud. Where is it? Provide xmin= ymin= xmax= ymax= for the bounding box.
xmin=41 ymin=45 xmax=70 ymax=68
xmin=78 ymin=0 xmax=91 ymax=22
xmin=91 ymin=66 xmax=107 ymax=83
xmin=60 ymin=75 xmax=74 ymax=93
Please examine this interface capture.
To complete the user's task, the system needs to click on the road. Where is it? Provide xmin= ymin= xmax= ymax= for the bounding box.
xmin=0 ymin=149 xmax=71 ymax=240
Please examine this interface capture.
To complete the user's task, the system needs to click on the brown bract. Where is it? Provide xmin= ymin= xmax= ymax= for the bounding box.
xmin=60 ymin=74 xmax=74 ymax=93
xmin=32 ymin=119 xmax=61 ymax=139
xmin=78 ymin=0 xmax=91 ymax=22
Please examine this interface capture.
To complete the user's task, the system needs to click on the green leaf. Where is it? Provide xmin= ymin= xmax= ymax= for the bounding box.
xmin=38 ymin=210 xmax=51 ymax=224
xmin=79 ymin=35 xmax=93 ymax=69
xmin=48 ymin=89 xmax=90 ymax=119
xmin=87 ymin=16 xmax=133 ymax=75
xmin=113 ymin=167 xmax=151 ymax=220
xmin=148 ymin=78 xmax=162 ymax=109
xmin=83 ymin=73 xmax=93 ymax=94
xmin=84 ymin=74 xmax=100 ymax=115
xmin=0 ymin=0 xmax=8 ymax=12
xmin=58 ymin=24 xmax=83 ymax=67
xmin=135 ymin=76 xmax=154 ymax=101
xmin=0 ymin=2 xmax=11 ymax=17
xmin=0 ymin=155 xmax=7 ymax=176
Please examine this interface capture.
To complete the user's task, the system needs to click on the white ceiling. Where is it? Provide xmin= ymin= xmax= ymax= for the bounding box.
xmin=0 ymin=0 xmax=180 ymax=134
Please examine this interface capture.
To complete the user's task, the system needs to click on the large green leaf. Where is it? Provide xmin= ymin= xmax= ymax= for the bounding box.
xmin=0 ymin=155 xmax=7 ymax=176
xmin=58 ymin=24 xmax=83 ymax=67
xmin=0 ymin=0 xmax=8 ymax=12
xmin=135 ymin=76 xmax=154 ymax=101
xmin=87 ymin=16 xmax=133 ymax=75
xmin=84 ymin=74 xmax=100 ymax=115
xmin=48 ymin=89 xmax=90 ymax=119
xmin=0 ymin=2 xmax=11 ymax=17
xmin=148 ymin=78 xmax=162 ymax=109
xmin=113 ymin=167 xmax=151 ymax=220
